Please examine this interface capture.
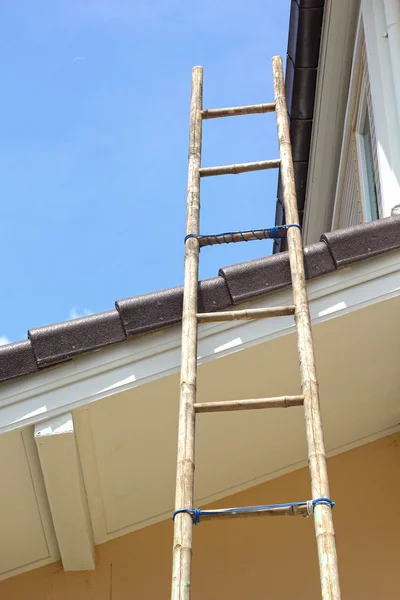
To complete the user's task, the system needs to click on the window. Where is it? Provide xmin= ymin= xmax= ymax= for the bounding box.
xmin=332 ymin=21 xmax=382 ymax=230
xmin=355 ymin=75 xmax=380 ymax=222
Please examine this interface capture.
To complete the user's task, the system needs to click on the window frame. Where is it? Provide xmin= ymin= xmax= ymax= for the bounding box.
xmin=332 ymin=1 xmax=400 ymax=229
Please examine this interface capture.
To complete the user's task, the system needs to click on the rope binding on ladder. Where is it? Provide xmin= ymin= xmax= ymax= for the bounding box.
xmin=184 ymin=223 xmax=302 ymax=246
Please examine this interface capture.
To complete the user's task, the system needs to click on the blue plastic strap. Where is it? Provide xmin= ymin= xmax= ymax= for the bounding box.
xmin=173 ymin=508 xmax=201 ymax=525
xmin=286 ymin=223 xmax=302 ymax=232
xmin=312 ymin=497 xmax=335 ymax=510
xmin=172 ymin=497 xmax=334 ymax=524
xmin=265 ymin=226 xmax=282 ymax=239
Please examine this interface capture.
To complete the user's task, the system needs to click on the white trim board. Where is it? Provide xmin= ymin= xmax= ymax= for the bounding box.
xmin=0 ymin=250 xmax=398 ymax=436
xmin=331 ymin=12 xmax=364 ymax=229
xmin=303 ymin=0 xmax=361 ymax=244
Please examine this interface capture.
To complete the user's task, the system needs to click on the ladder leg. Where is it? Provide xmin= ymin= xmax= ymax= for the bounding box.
xmin=272 ymin=56 xmax=341 ymax=600
xmin=171 ymin=66 xmax=203 ymax=600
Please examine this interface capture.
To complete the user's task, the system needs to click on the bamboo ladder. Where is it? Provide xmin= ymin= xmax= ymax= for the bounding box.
xmin=171 ymin=56 xmax=341 ymax=600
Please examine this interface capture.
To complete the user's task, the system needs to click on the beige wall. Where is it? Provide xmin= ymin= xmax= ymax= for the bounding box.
xmin=1 ymin=433 xmax=399 ymax=599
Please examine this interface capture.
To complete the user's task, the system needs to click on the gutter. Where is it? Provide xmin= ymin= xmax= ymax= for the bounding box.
xmin=273 ymin=0 xmax=325 ymax=253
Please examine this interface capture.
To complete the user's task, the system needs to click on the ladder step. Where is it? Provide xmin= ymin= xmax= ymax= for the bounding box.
xmin=199 ymin=159 xmax=280 ymax=177
xmin=185 ymin=504 xmax=308 ymax=521
xmin=197 ymin=306 xmax=295 ymax=322
xmin=202 ymin=102 xmax=275 ymax=119
xmin=186 ymin=226 xmax=288 ymax=247
xmin=194 ymin=396 xmax=304 ymax=413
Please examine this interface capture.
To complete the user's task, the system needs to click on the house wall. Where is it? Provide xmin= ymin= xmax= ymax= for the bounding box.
xmin=304 ymin=0 xmax=400 ymax=242
xmin=1 ymin=432 xmax=399 ymax=600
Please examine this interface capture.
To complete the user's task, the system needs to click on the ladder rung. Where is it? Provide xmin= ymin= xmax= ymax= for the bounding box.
xmin=188 ymin=227 xmax=287 ymax=247
xmin=194 ymin=396 xmax=304 ymax=413
xmin=190 ymin=504 xmax=308 ymax=520
xmin=202 ymin=102 xmax=275 ymax=119
xmin=197 ymin=306 xmax=295 ymax=322
xmin=199 ymin=159 xmax=280 ymax=177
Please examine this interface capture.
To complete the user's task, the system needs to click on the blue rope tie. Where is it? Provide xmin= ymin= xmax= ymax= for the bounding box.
xmin=184 ymin=224 xmax=301 ymax=245
xmin=172 ymin=497 xmax=334 ymax=525
xmin=173 ymin=508 xmax=201 ymax=524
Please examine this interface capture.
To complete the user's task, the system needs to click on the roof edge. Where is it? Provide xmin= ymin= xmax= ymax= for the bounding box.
xmin=0 ymin=216 xmax=399 ymax=385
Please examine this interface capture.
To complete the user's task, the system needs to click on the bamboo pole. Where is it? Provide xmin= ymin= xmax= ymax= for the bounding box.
xmin=272 ymin=56 xmax=341 ymax=600
xmin=197 ymin=306 xmax=295 ymax=322
xmin=194 ymin=396 xmax=304 ymax=413
xmin=202 ymin=102 xmax=275 ymax=119
xmin=171 ymin=66 xmax=203 ymax=600
xmin=199 ymin=159 xmax=280 ymax=177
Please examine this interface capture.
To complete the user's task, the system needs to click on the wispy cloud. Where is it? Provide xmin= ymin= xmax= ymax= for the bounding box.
xmin=72 ymin=55 xmax=85 ymax=63
xmin=0 ymin=336 xmax=11 ymax=346
xmin=68 ymin=308 xmax=93 ymax=320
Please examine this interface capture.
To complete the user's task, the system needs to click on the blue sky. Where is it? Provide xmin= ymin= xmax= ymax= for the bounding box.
xmin=0 ymin=0 xmax=290 ymax=344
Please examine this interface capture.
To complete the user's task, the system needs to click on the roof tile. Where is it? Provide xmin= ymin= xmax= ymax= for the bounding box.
xmin=219 ymin=253 xmax=291 ymax=304
xmin=117 ymin=287 xmax=183 ymax=338
xmin=219 ymin=240 xmax=335 ymax=304
xmin=29 ymin=310 xmax=126 ymax=367
xmin=321 ymin=216 xmax=400 ymax=268
xmin=0 ymin=218 xmax=398 ymax=385
xmin=0 ymin=341 xmax=37 ymax=383
xmin=117 ymin=276 xmax=231 ymax=338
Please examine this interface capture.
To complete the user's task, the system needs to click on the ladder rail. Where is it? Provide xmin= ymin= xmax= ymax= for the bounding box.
xmin=272 ymin=55 xmax=341 ymax=600
xmin=171 ymin=66 xmax=203 ymax=600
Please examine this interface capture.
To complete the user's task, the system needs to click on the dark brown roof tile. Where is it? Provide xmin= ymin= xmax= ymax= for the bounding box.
xmin=117 ymin=276 xmax=231 ymax=338
xmin=219 ymin=239 xmax=336 ymax=304
xmin=321 ymin=216 xmax=400 ymax=268
xmin=303 ymin=241 xmax=336 ymax=278
xmin=197 ymin=276 xmax=232 ymax=312
xmin=117 ymin=287 xmax=183 ymax=338
xmin=0 ymin=341 xmax=37 ymax=383
xmin=29 ymin=310 xmax=126 ymax=367
xmin=0 ymin=217 xmax=399 ymax=385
